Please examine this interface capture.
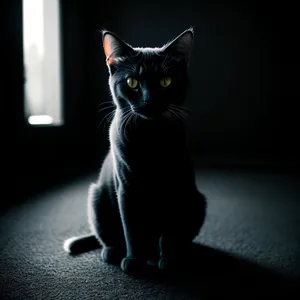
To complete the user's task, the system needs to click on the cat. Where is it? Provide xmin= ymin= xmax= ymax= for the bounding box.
xmin=63 ymin=28 xmax=207 ymax=275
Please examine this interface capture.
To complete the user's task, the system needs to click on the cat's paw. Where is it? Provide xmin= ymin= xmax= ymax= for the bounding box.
xmin=121 ymin=257 xmax=148 ymax=275
xmin=101 ymin=247 xmax=123 ymax=265
xmin=63 ymin=237 xmax=78 ymax=253
xmin=158 ymin=256 xmax=183 ymax=272
xmin=147 ymin=259 xmax=159 ymax=268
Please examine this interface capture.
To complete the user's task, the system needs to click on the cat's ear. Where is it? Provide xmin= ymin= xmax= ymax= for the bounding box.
xmin=102 ymin=30 xmax=134 ymax=66
xmin=163 ymin=28 xmax=194 ymax=63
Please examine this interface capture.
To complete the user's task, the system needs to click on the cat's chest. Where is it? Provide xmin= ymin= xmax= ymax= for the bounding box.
xmin=126 ymin=145 xmax=186 ymax=184
xmin=111 ymin=120 xmax=187 ymax=170
xmin=128 ymin=134 xmax=179 ymax=160
xmin=133 ymin=125 xmax=181 ymax=150
xmin=113 ymin=135 xmax=190 ymax=190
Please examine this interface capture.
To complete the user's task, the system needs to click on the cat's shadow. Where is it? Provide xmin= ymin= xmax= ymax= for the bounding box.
xmin=143 ymin=243 xmax=299 ymax=298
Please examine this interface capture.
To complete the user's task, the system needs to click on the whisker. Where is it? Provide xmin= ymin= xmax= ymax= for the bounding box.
xmin=97 ymin=101 xmax=113 ymax=109
xmin=173 ymin=110 xmax=190 ymax=120
xmin=119 ymin=108 xmax=132 ymax=130
xmin=120 ymin=110 xmax=133 ymax=141
xmin=167 ymin=108 xmax=186 ymax=123
xmin=107 ymin=110 xmax=116 ymax=124
xmin=98 ymin=109 xmax=116 ymax=131
xmin=168 ymin=105 xmax=192 ymax=121
xmin=104 ymin=110 xmax=116 ymax=132
xmin=169 ymin=104 xmax=192 ymax=113
xmin=124 ymin=113 xmax=134 ymax=142
xmin=98 ymin=111 xmax=114 ymax=128
xmin=97 ymin=105 xmax=115 ymax=113
xmin=121 ymin=111 xmax=130 ymax=137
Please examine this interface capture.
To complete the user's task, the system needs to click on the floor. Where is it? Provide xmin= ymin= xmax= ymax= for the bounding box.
xmin=1 ymin=168 xmax=300 ymax=299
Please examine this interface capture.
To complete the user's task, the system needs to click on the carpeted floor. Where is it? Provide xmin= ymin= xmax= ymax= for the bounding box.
xmin=1 ymin=169 xmax=300 ymax=299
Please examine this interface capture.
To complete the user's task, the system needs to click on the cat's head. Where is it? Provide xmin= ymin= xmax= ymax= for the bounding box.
xmin=102 ymin=28 xmax=194 ymax=120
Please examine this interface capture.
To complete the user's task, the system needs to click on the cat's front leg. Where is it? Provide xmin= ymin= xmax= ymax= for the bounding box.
xmin=117 ymin=186 xmax=156 ymax=275
xmin=159 ymin=190 xmax=207 ymax=272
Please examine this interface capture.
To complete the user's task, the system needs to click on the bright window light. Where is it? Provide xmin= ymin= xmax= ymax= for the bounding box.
xmin=23 ymin=0 xmax=63 ymax=126
xmin=28 ymin=115 xmax=54 ymax=125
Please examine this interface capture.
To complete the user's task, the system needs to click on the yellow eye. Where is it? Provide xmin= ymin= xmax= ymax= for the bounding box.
xmin=160 ymin=76 xmax=172 ymax=88
xmin=126 ymin=77 xmax=138 ymax=89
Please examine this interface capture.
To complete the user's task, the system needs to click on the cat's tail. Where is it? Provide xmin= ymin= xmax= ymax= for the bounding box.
xmin=63 ymin=234 xmax=101 ymax=254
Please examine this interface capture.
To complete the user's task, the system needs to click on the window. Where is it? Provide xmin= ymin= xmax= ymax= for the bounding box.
xmin=23 ymin=0 xmax=63 ymax=126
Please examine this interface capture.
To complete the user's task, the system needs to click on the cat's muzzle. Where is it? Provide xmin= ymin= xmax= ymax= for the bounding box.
xmin=132 ymin=104 xmax=166 ymax=120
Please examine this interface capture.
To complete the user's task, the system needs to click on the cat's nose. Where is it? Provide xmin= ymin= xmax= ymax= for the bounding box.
xmin=142 ymin=92 xmax=152 ymax=105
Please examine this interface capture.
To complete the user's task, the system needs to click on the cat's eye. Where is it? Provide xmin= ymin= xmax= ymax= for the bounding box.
xmin=160 ymin=76 xmax=172 ymax=88
xmin=126 ymin=77 xmax=138 ymax=89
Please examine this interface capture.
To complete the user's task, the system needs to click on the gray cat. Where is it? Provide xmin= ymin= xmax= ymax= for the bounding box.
xmin=64 ymin=28 xmax=207 ymax=275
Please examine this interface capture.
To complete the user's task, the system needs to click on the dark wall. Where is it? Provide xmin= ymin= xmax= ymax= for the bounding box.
xmin=10 ymin=0 xmax=299 ymax=205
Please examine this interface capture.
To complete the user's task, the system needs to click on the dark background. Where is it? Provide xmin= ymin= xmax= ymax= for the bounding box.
xmin=11 ymin=0 xmax=299 ymax=205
